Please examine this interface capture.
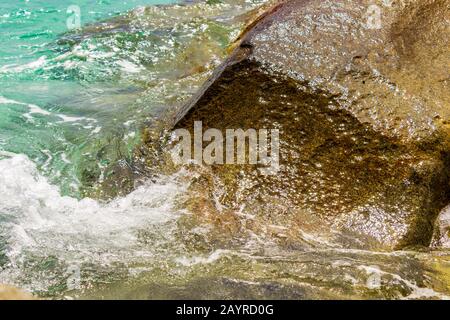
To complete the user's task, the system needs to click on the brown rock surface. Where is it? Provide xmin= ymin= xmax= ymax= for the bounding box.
xmin=172 ymin=0 xmax=450 ymax=249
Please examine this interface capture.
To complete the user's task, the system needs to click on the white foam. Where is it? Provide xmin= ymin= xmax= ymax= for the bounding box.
xmin=0 ymin=96 xmax=17 ymax=105
xmin=0 ymin=95 xmax=97 ymax=124
xmin=0 ymin=153 xmax=187 ymax=271
xmin=27 ymin=104 xmax=51 ymax=116
xmin=0 ymin=95 xmax=52 ymax=123
xmin=116 ymin=60 xmax=143 ymax=73
xmin=0 ymin=56 xmax=47 ymax=73
xmin=56 ymin=114 xmax=87 ymax=122
xmin=0 ymin=96 xmax=48 ymax=114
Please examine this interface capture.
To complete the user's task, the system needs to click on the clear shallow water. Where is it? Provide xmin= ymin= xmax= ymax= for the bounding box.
xmin=0 ymin=0 xmax=252 ymax=196
xmin=0 ymin=0 xmax=449 ymax=299
xmin=0 ymin=0 xmax=179 ymax=195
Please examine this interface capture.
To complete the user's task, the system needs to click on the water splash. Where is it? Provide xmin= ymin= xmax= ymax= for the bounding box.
xmin=0 ymin=153 xmax=188 ymax=294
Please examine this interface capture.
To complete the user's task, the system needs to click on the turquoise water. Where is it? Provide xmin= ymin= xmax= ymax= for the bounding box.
xmin=0 ymin=0 xmax=178 ymax=197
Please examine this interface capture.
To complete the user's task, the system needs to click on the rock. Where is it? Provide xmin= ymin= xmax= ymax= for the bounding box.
xmin=171 ymin=0 xmax=450 ymax=249
xmin=0 ymin=285 xmax=34 ymax=300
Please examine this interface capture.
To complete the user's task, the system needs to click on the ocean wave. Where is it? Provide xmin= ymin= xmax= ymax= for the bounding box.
xmin=0 ymin=153 xmax=187 ymax=291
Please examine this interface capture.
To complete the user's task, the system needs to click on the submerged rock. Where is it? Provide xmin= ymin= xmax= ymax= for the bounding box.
xmin=172 ymin=0 xmax=450 ymax=249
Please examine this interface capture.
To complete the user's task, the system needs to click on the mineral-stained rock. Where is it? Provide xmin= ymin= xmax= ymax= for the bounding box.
xmin=172 ymin=0 xmax=450 ymax=249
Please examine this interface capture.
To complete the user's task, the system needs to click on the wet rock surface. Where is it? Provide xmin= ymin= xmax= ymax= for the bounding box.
xmin=172 ymin=0 xmax=450 ymax=249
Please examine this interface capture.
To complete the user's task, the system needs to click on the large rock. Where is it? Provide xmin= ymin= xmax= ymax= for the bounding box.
xmin=172 ymin=0 xmax=450 ymax=249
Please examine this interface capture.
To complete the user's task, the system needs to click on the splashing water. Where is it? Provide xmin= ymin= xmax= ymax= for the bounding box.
xmin=0 ymin=152 xmax=189 ymax=295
